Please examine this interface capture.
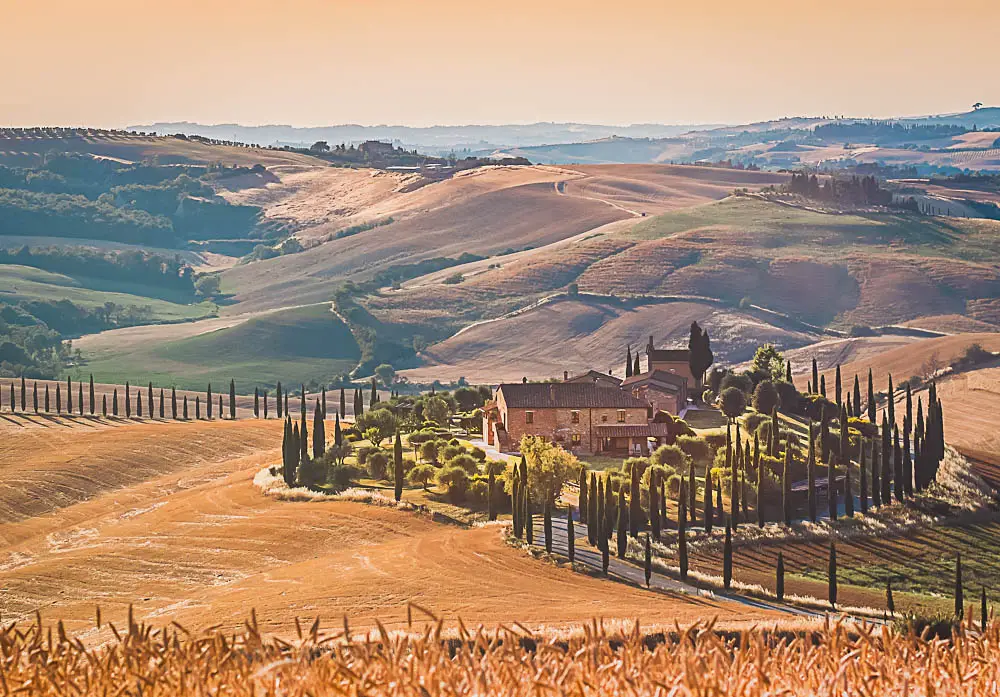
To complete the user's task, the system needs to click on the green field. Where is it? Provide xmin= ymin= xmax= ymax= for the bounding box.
xmin=0 ymin=264 xmax=216 ymax=323
xmin=81 ymin=305 xmax=361 ymax=390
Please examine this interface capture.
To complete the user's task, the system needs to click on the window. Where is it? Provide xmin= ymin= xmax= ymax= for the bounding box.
xmin=617 ymin=409 xmax=626 ymax=423
xmin=571 ymin=434 xmax=581 ymax=445
xmin=525 ymin=411 xmax=534 ymax=424
xmin=571 ymin=410 xmax=580 ymax=424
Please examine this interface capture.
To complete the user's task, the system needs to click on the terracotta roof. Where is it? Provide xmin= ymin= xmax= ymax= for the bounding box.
xmin=564 ymin=370 xmax=623 ymax=386
xmin=648 ymin=349 xmax=689 ymax=363
xmin=594 ymin=423 xmax=674 ymax=438
xmin=497 ymin=383 xmax=648 ymax=409
xmin=620 ymin=369 xmax=688 ymax=389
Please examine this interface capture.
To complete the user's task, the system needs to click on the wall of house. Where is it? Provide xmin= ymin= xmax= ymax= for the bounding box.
xmin=497 ymin=401 xmax=647 ymax=454
xmin=630 ymin=385 xmax=683 ymax=415
xmin=648 ymin=360 xmax=696 ymax=385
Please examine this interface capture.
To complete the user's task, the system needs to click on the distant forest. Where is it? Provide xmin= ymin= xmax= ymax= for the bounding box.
xmin=813 ymin=121 xmax=966 ymax=144
xmin=784 ymin=172 xmax=894 ymax=206
xmin=0 ymin=155 xmax=264 ymax=246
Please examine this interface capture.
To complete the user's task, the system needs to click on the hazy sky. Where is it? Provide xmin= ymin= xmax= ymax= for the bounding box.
xmin=2 ymin=0 xmax=997 ymax=127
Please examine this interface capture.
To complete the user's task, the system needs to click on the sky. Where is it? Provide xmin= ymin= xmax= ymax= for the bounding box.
xmin=2 ymin=0 xmax=998 ymax=128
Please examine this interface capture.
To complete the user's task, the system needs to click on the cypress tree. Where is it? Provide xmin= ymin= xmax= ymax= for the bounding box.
xmin=56 ymin=383 xmax=62 ymax=413
xmin=740 ymin=454 xmax=749 ymax=524
xmin=886 ymin=581 xmax=895 ymax=616
xmin=340 ymin=387 xmax=346 ymax=419
xmin=881 ymin=414 xmax=892 ymax=504
xmin=171 ymin=388 xmax=177 ymax=419
xmin=544 ymin=496 xmax=553 ymax=554
xmin=887 ymin=374 xmax=894 ymax=431
xmin=394 ymin=430 xmax=403 ymax=502
xmin=263 ymin=391 xmax=268 ymax=419
xmin=782 ymin=446 xmax=792 ymax=526
xmin=785 ymin=359 xmax=793 ymax=385
xmin=859 ymin=437 xmax=868 ymax=515
xmin=78 ymin=381 xmax=84 ymax=414
xmin=688 ymin=462 xmax=696 ymax=523
xmin=9 ymin=382 xmax=14 ymax=412
xmin=871 ymin=436 xmax=881 ymax=508
xmin=20 ymin=376 xmax=26 ymax=411
xmin=32 ymin=382 xmax=37 ymax=413
xmin=567 ymin=505 xmax=575 ymax=563
xmin=229 ymin=379 xmax=236 ymax=420
xmin=525 ymin=493 xmax=534 ymax=545
xmin=604 ymin=474 xmax=614 ymax=542
xmin=600 ymin=510 xmax=609 ymax=574
xmin=591 ymin=475 xmax=601 ymax=547
xmin=776 ymin=551 xmax=785 ymax=601
xmin=512 ymin=475 xmax=521 ymax=538
xmin=715 ymin=477 xmax=722 ymax=517
xmin=284 ymin=392 xmax=289 ymax=418
xmin=125 ymin=382 xmax=131 ymax=418
xmin=844 ymin=450 xmax=854 ymax=518
xmin=300 ymin=405 xmax=308 ymax=464
xmin=678 ymin=479 xmax=688 ymax=581
xmin=370 ymin=378 xmax=377 ymax=409
xmin=955 ymin=553 xmax=964 ymax=619
xmin=617 ymin=487 xmax=627 ymax=558
xmin=820 ymin=375 xmax=826 ymax=398
xmin=770 ymin=407 xmax=779 ymax=458
xmin=723 ymin=522 xmax=733 ymax=589
xmin=828 ymin=541 xmax=838 ymax=609
xmin=136 ymin=392 xmax=142 ymax=418
xmin=903 ymin=429 xmax=913 ymax=498
xmin=313 ymin=401 xmax=325 ymax=459
xmin=159 ymin=389 xmax=164 ymax=419
xmin=195 ymin=396 xmax=201 ymax=420
xmin=625 ymin=345 xmax=633 ymax=378
xmin=291 ymin=422 xmax=300 ymax=484
xmin=356 ymin=388 xmax=363 ymax=418
xmin=649 ymin=469 xmax=660 ymax=540
xmin=820 ymin=406 xmax=830 ymax=464
xmin=44 ymin=384 xmax=50 ymax=412
xmin=206 ymin=383 xmax=212 ymax=419
xmin=487 ymin=469 xmax=496 ymax=521
xmin=629 ymin=459 xmax=641 ymax=537
xmin=904 ymin=383 xmax=913 ymax=439
xmin=756 ymin=433 xmax=765 ymax=528
xmin=281 ymin=418 xmax=291 ymax=486
xmin=839 ymin=404 xmax=849 ymax=470
xmin=322 ymin=388 xmax=327 ymax=418
xmin=90 ymin=375 xmax=96 ymax=416
xmin=579 ymin=468 xmax=588 ymax=525
xmin=835 ymin=364 xmax=842 ymax=409
xmin=644 ymin=534 xmax=652 ymax=587
xmin=183 ymin=396 xmax=188 ymax=420
xmin=633 ymin=352 xmax=640 ymax=377
xmin=730 ymin=424 xmax=739 ymax=526
xmin=867 ymin=368 xmax=876 ymax=423
xmin=893 ymin=425 xmax=903 ymax=503
xmin=101 ymin=394 xmax=107 ymax=417
xmin=704 ymin=468 xmax=714 ymax=533
xmin=828 ymin=456 xmax=838 ymax=522
xmin=276 ymin=382 xmax=283 ymax=419
xmin=254 ymin=388 xmax=260 ymax=418
xmin=853 ymin=374 xmax=861 ymax=418
xmin=982 ymin=586 xmax=988 ymax=631
xmin=807 ymin=421 xmax=817 ymax=522
xmin=112 ymin=389 xmax=119 ymax=416
xmin=812 ymin=358 xmax=819 ymax=396
xmin=915 ymin=398 xmax=925 ymax=489
xmin=218 ymin=394 xmax=223 ymax=420
xmin=66 ymin=376 xmax=72 ymax=413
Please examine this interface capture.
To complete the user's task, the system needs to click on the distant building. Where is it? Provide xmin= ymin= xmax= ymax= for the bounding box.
xmin=562 ymin=369 xmax=623 ymax=389
xmin=621 ymin=369 xmax=688 ymax=415
xmin=645 ymin=336 xmax=695 ymax=384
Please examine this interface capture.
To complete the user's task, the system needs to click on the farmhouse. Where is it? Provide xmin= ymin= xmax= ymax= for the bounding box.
xmin=562 ymin=369 xmax=623 ymax=389
xmin=645 ymin=335 xmax=695 ymax=383
xmin=483 ymin=382 xmax=680 ymax=456
xmin=620 ymin=369 xmax=688 ymax=415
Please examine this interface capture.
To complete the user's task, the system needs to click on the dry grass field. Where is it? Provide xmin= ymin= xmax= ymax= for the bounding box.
xmin=0 ymin=418 xmax=776 ymax=640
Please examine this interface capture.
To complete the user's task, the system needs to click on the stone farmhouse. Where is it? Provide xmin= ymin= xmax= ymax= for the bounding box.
xmin=482 ymin=338 xmax=694 ymax=455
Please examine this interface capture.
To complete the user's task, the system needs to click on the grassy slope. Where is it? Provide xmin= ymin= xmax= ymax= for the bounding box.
xmin=81 ymin=305 xmax=359 ymax=389
xmin=0 ymin=264 xmax=215 ymax=323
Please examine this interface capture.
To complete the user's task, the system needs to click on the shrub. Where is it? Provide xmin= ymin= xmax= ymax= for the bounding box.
xmin=622 ymin=457 xmax=650 ymax=478
xmin=651 ymin=444 xmax=690 ymax=470
xmin=774 ymin=380 xmax=801 ymax=413
xmin=676 ymin=435 xmax=712 ymax=464
xmin=446 ymin=453 xmax=480 ymax=475
xmin=466 ymin=476 xmax=491 ymax=506
xmin=848 ymin=324 xmax=876 ymax=337
xmin=643 ymin=464 xmax=675 ymax=489
xmin=847 ymin=416 xmax=879 ymax=438
xmin=703 ymin=431 xmax=728 ymax=451
xmin=407 ymin=464 xmax=437 ymax=489
xmin=720 ymin=372 xmax=753 ymax=395
xmin=720 ymin=387 xmax=747 ymax=420
xmin=367 ymin=451 xmax=389 ymax=480
xmin=419 ymin=440 xmax=439 ymax=464
xmin=356 ymin=446 xmax=373 ymax=465
xmin=436 ymin=465 xmax=469 ymax=501
xmin=743 ymin=412 xmax=768 ymax=433
xmin=666 ymin=473 xmax=682 ymax=497
xmin=752 ymin=380 xmax=780 ymax=415
xmin=441 ymin=444 xmax=465 ymax=462
xmin=327 ymin=463 xmax=363 ymax=490
xmin=469 ymin=446 xmax=487 ymax=462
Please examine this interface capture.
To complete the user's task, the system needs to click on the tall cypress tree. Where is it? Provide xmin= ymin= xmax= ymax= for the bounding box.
xmin=340 ymin=387 xmax=346 ymax=419
xmin=284 ymin=392 xmax=289 ymax=419
xmin=321 ymin=388 xmax=327 ymax=419
xmin=633 ymin=352 xmax=640 ymax=377
xmin=776 ymin=551 xmax=785 ymax=601
xmin=229 ymin=379 xmax=236 ymax=420
xmin=688 ymin=462 xmax=696 ymax=524
xmin=756 ymin=433 xmax=765 ymax=528
xmin=183 ymin=396 xmax=188 ymax=420
xmin=604 ymin=474 xmax=614 ymax=543
xmin=853 ymin=374 xmax=861 ymax=418
xmin=207 ymin=383 xmax=213 ymax=419
xmin=871 ymin=435 xmax=881 ymax=508
xmin=77 ymin=382 xmax=83 ymax=415
xmin=893 ymin=425 xmax=904 ymax=503
xmin=785 ymin=359 xmax=793 ymax=385
xmin=90 ymin=375 xmax=96 ymax=416
xmin=886 ymin=581 xmax=895 ymax=617
xmin=881 ymin=414 xmax=892 ymax=504
xmin=649 ymin=469 xmax=660 ymax=540
xmin=393 ymin=430 xmax=403 ymax=502
xmin=159 ymin=389 xmax=164 ymax=419
xmin=263 ymin=391 xmax=268 ymax=419
xmin=859 ymin=437 xmax=868 ymax=515
xmin=334 ymin=411 xmax=342 ymax=446
xmin=66 ymin=376 xmax=72 ymax=413
xmin=887 ymin=374 xmax=894 ymax=432
xmin=807 ymin=421 xmax=817 ymax=522
xmin=136 ymin=391 xmax=142 ymax=418
xmin=171 ymin=387 xmax=177 ymax=419
xmin=625 ymin=345 xmax=633 ymax=378
xmin=32 ymin=382 xmax=37 ymax=413
xmin=56 ymin=383 xmax=62 ymax=413
xmin=835 ymin=364 xmax=842 ymax=410
xmin=828 ymin=541 xmax=838 ymax=610
xmin=903 ymin=429 xmax=913 ymax=498
xmin=740 ymin=444 xmax=749 ymax=524
xmin=196 ymin=396 xmax=201 ymax=420
xmin=904 ymin=383 xmax=913 ymax=439
xmin=867 ymin=368 xmax=876 ymax=424
xmin=844 ymin=450 xmax=854 ymax=518
xmin=112 ymin=389 xmax=119 ymax=416
xmin=617 ymin=487 xmax=628 ymax=558
xmin=19 ymin=376 xmax=26 ymax=411
xmin=769 ymin=407 xmax=780 ymax=458
xmin=300 ymin=403 xmax=309 ymax=464
xmin=9 ymin=382 xmax=15 ymax=412
xmin=820 ymin=375 xmax=826 ymax=398
xmin=591 ymin=475 xmax=601 ymax=546
xmin=370 ymin=378 xmax=377 ymax=409
xmin=254 ymin=388 xmax=260 ymax=418
xmin=828 ymin=456 xmax=838 ymax=522
xmin=812 ymin=358 xmax=819 ymax=396
xmin=313 ymin=401 xmax=325 ymax=459
xmin=488 ymin=469 xmax=497 ymax=521
xmin=512 ymin=475 xmax=522 ymax=538
xmin=525 ymin=490 xmax=534 ymax=546
xmin=678 ymin=479 xmax=688 ymax=580
xmin=704 ymin=468 xmax=714 ymax=533
xmin=723 ymin=522 xmax=733 ymax=590
xmin=124 ymin=382 xmax=131 ymax=418
xmin=730 ymin=424 xmax=739 ymax=526
xmin=579 ymin=468 xmax=588 ymax=525
xmin=644 ymin=534 xmax=652 ymax=587
xmin=102 ymin=394 xmax=107 ymax=417
xmin=218 ymin=394 xmax=223 ymax=419
xmin=276 ymin=382 xmax=283 ymax=419
xmin=44 ymin=384 xmax=50 ymax=412
xmin=782 ymin=446 xmax=792 ymax=526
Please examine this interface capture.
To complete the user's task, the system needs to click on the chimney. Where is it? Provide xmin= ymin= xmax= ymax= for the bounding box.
xmin=522 ymin=377 xmax=527 ymax=384
xmin=564 ymin=370 xmax=569 ymax=381
xmin=648 ymin=335 xmax=654 ymax=353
